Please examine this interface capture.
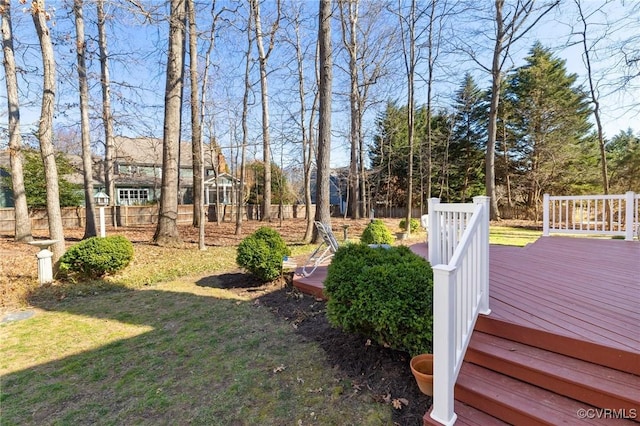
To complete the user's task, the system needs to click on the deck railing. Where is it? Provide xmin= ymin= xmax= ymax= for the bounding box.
xmin=543 ymin=192 xmax=639 ymax=241
xmin=428 ymin=196 xmax=490 ymax=426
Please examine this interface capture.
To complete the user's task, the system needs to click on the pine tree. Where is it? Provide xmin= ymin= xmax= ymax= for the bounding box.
xmin=450 ymin=73 xmax=487 ymax=202
xmin=506 ymin=43 xmax=592 ymax=210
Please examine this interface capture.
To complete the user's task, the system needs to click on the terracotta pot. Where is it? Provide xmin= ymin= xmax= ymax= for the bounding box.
xmin=410 ymin=354 xmax=434 ymax=396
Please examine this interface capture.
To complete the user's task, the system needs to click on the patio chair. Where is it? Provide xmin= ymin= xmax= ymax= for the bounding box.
xmin=301 ymin=221 xmax=340 ymax=277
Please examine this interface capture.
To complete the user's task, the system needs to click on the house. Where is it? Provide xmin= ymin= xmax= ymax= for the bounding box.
xmin=0 ymin=137 xmax=232 ymax=208
xmin=112 ymin=136 xmax=228 ymax=206
xmin=0 ymin=152 xmax=12 ymax=208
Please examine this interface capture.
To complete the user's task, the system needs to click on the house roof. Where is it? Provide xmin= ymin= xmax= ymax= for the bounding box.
xmin=0 ymin=149 xmax=103 ymax=186
xmin=114 ymin=136 xmax=226 ymax=170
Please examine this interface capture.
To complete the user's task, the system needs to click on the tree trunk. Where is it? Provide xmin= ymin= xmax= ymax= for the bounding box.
xmin=251 ymin=0 xmax=279 ymax=222
xmin=31 ymin=0 xmax=65 ymax=264
xmin=402 ymin=0 xmax=416 ymax=235
xmin=187 ymin=0 xmax=205 ymax=250
xmin=236 ymin=5 xmax=253 ymax=236
xmin=486 ymin=0 xmax=504 ymax=220
xmin=1 ymin=0 xmax=32 ymax=242
xmin=314 ymin=0 xmax=333 ymax=242
xmin=153 ymin=0 xmax=186 ymax=246
xmin=97 ymin=0 xmax=115 ymax=222
xmin=575 ymin=0 xmax=609 ymax=195
xmin=340 ymin=0 xmax=361 ymax=220
xmin=74 ymin=0 xmax=97 ymax=239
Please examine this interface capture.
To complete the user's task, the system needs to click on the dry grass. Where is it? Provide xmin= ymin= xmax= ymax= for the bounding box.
xmin=1 ymin=218 xmax=424 ymax=313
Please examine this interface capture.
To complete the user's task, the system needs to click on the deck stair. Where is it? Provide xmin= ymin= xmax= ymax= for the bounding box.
xmin=426 ymin=238 xmax=640 ymax=425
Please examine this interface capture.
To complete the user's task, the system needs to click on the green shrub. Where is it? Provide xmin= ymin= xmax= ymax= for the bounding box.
xmin=399 ymin=217 xmax=420 ymax=233
xmin=59 ymin=235 xmax=134 ymax=278
xmin=324 ymin=244 xmax=433 ymax=356
xmin=236 ymin=227 xmax=291 ymax=282
xmin=360 ymin=219 xmax=394 ymax=245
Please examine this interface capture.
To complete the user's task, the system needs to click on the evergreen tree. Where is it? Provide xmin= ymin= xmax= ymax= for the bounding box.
xmin=449 ymin=73 xmax=487 ymax=202
xmin=1 ymin=150 xmax=83 ymax=209
xmin=608 ymin=129 xmax=640 ymax=192
xmin=506 ymin=43 xmax=592 ymax=210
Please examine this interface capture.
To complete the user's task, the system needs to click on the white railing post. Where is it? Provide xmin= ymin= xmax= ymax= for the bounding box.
xmin=428 ymin=198 xmax=441 ymax=265
xmin=430 ymin=264 xmax=458 ymax=426
xmin=625 ymin=191 xmax=635 ymax=241
xmin=543 ymin=194 xmax=550 ymax=236
xmin=474 ymin=196 xmax=491 ymax=316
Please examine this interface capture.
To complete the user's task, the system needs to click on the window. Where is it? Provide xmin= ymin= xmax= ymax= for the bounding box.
xmin=118 ymin=188 xmax=149 ymax=205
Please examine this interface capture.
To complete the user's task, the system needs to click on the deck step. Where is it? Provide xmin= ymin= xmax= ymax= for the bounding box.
xmin=423 ymin=400 xmax=509 ymax=426
xmin=292 ymin=268 xmax=327 ymax=300
xmin=475 ymin=315 xmax=640 ymax=375
xmin=456 ymin=363 xmax=638 ymax=425
xmin=466 ymin=332 xmax=640 ymax=413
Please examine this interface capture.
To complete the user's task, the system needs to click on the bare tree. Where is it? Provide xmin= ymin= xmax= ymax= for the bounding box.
xmin=484 ymin=0 xmax=559 ymax=219
xmin=187 ymin=0 xmax=205 ymax=250
xmin=73 ymin=0 xmax=97 ymax=239
xmin=289 ymin=5 xmax=318 ymax=242
xmin=398 ymin=0 xmax=418 ymax=234
xmin=1 ymin=0 xmax=32 ymax=242
xmin=315 ymin=0 xmax=333 ymax=241
xmin=96 ymin=0 xmax=115 ymax=221
xmin=338 ymin=0 xmax=392 ymax=219
xmin=574 ymin=0 xmax=609 ymax=194
xmin=153 ymin=0 xmax=187 ymax=246
xmin=236 ymin=6 xmax=253 ymax=236
xmin=250 ymin=0 xmax=280 ymax=222
xmin=30 ymin=0 xmax=65 ymax=263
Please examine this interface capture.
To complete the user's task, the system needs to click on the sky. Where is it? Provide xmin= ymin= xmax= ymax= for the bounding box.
xmin=1 ymin=0 xmax=638 ymax=169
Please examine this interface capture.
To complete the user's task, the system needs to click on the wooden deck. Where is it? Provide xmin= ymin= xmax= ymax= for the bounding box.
xmin=293 ymin=236 xmax=640 ymax=424
xmin=479 ymin=237 xmax=639 ymax=374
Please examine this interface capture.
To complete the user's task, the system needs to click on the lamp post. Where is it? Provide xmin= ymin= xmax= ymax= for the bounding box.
xmin=94 ymin=191 xmax=110 ymax=238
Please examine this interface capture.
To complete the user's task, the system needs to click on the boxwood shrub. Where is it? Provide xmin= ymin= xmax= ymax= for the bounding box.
xmin=59 ymin=235 xmax=134 ymax=278
xmin=399 ymin=217 xmax=420 ymax=233
xmin=236 ymin=227 xmax=291 ymax=282
xmin=360 ymin=219 xmax=394 ymax=245
xmin=324 ymin=243 xmax=433 ymax=356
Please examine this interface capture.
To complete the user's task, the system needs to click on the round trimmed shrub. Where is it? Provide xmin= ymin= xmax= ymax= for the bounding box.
xmin=236 ymin=227 xmax=291 ymax=282
xmin=399 ymin=217 xmax=420 ymax=233
xmin=59 ymin=235 xmax=134 ymax=278
xmin=324 ymin=244 xmax=433 ymax=356
xmin=360 ymin=219 xmax=394 ymax=245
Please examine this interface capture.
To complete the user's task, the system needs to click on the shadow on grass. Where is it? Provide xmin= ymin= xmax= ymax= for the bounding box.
xmin=195 ymin=271 xmax=265 ymax=290
xmin=3 ymin=283 xmax=393 ymax=425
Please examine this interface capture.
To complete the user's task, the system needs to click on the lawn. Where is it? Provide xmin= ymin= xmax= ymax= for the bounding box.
xmin=0 ymin=218 xmax=540 ymax=425
xmin=1 ymin=279 xmax=392 ymax=425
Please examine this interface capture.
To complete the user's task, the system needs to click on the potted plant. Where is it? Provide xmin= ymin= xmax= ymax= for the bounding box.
xmin=410 ymin=353 xmax=433 ymax=396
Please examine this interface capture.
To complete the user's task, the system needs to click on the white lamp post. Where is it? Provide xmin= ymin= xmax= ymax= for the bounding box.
xmin=94 ymin=191 xmax=110 ymax=238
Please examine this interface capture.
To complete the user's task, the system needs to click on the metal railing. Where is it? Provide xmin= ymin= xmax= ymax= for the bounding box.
xmin=428 ymin=196 xmax=490 ymax=426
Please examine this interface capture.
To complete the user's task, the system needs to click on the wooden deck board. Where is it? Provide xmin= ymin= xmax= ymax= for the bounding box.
xmin=487 ymin=237 xmax=640 ymax=354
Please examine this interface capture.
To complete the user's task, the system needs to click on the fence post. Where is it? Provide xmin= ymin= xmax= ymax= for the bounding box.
xmin=474 ymin=196 xmax=491 ymax=316
xmin=625 ymin=191 xmax=635 ymax=241
xmin=428 ymin=198 xmax=441 ymax=265
xmin=430 ymin=264 xmax=458 ymax=426
xmin=542 ymin=194 xmax=550 ymax=236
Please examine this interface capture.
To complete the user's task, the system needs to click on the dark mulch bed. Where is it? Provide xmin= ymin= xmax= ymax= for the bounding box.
xmin=211 ymin=270 xmax=431 ymax=426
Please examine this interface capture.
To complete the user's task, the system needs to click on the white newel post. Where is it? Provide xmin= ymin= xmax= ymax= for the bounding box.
xmin=625 ymin=191 xmax=635 ymax=241
xmin=474 ymin=195 xmax=491 ymax=315
xmin=428 ymin=198 xmax=441 ymax=265
xmin=542 ymin=194 xmax=550 ymax=237
xmin=431 ymin=264 xmax=457 ymax=426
